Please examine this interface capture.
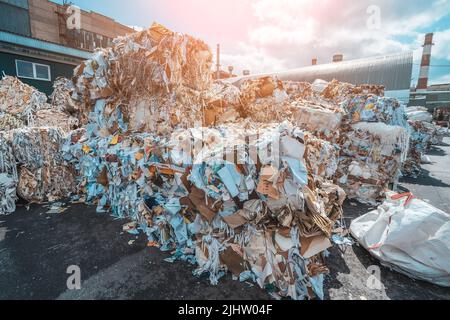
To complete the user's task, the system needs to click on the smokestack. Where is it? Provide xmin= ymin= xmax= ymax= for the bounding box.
xmin=216 ymin=44 xmax=220 ymax=80
xmin=332 ymin=54 xmax=343 ymax=63
xmin=312 ymin=58 xmax=317 ymax=65
xmin=417 ymin=33 xmax=434 ymax=91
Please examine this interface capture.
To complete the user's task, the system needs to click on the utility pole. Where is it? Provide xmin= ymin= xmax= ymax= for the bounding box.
xmin=216 ymin=44 xmax=220 ymax=80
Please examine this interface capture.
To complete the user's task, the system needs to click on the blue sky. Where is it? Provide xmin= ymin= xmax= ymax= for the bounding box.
xmin=52 ymin=0 xmax=450 ymax=85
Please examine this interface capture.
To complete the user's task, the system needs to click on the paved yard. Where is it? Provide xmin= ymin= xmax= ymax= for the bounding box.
xmin=1 ymin=138 xmax=449 ymax=300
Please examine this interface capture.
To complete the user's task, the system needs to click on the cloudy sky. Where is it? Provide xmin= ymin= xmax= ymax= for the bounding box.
xmin=53 ymin=0 xmax=450 ymax=85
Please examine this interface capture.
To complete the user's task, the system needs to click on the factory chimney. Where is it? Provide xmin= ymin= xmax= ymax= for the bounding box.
xmin=312 ymin=58 xmax=317 ymax=65
xmin=417 ymin=33 xmax=434 ymax=91
xmin=332 ymin=54 xmax=343 ymax=63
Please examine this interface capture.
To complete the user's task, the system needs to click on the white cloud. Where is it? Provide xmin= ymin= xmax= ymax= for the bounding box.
xmin=429 ymin=73 xmax=450 ymax=85
xmin=220 ymin=43 xmax=287 ymax=76
xmin=433 ymin=29 xmax=450 ymax=61
xmin=127 ymin=25 xmax=144 ymax=32
xmin=223 ymin=0 xmax=450 ymax=76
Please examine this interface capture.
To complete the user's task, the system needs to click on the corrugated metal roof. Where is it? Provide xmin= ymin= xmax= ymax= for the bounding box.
xmin=0 ymin=30 xmax=92 ymax=60
xmin=230 ymin=52 xmax=413 ymax=91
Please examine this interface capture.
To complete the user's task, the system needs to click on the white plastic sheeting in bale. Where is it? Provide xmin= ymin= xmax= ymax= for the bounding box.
xmin=350 ymin=191 xmax=450 ymax=287
xmin=0 ymin=132 xmax=17 ymax=215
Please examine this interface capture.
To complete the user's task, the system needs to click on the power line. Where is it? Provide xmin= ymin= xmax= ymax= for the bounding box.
xmin=413 ymin=63 xmax=450 ymax=67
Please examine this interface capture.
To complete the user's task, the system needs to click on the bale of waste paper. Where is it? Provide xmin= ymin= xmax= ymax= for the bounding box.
xmin=336 ymin=122 xmax=409 ymax=204
xmin=0 ymin=132 xmax=17 ymax=215
xmin=0 ymin=75 xmax=49 ymax=125
xmin=34 ymin=109 xmax=79 ymax=133
xmin=0 ymin=113 xmax=25 ymax=131
xmin=63 ymin=121 xmax=346 ymax=300
xmin=403 ymin=120 xmax=433 ymax=176
xmin=304 ymin=134 xmax=339 ymax=179
xmin=406 ymin=106 xmax=433 ymax=123
xmin=322 ymin=79 xmax=384 ymax=103
xmin=342 ymin=94 xmax=408 ymax=128
xmin=291 ymin=101 xmax=344 ymax=140
xmin=50 ymin=77 xmax=81 ymax=114
xmin=71 ymin=23 xmax=212 ymax=136
xmin=11 ymin=127 xmax=65 ymax=170
xmin=50 ymin=77 xmax=84 ymax=126
xmin=350 ymin=191 xmax=450 ymax=287
xmin=17 ymin=165 xmax=76 ymax=203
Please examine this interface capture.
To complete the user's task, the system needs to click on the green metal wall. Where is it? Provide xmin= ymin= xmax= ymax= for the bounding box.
xmin=0 ymin=0 xmax=31 ymax=37
xmin=0 ymin=51 xmax=75 ymax=96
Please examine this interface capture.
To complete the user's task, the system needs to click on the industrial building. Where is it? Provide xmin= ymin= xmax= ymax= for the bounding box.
xmin=229 ymin=33 xmax=449 ymax=115
xmin=229 ymin=51 xmax=414 ymax=103
xmin=0 ymin=0 xmax=133 ymax=95
xmin=408 ymin=33 xmax=450 ymax=123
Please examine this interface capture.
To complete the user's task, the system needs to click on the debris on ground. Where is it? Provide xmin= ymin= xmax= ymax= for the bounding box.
xmin=46 ymin=202 xmax=69 ymax=214
xmin=350 ymin=191 xmax=450 ymax=287
xmin=0 ymin=22 xmax=446 ymax=298
xmin=403 ymin=107 xmax=447 ymax=176
xmin=0 ymin=131 xmax=17 ymax=215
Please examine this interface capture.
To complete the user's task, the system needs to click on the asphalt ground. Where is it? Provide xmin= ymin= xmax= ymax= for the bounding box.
xmin=1 ymin=138 xmax=449 ymax=300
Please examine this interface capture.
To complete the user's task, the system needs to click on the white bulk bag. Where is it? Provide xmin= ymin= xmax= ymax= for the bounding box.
xmin=350 ymin=192 xmax=450 ymax=287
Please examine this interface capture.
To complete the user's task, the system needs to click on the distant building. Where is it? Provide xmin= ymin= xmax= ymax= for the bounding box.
xmin=408 ymin=33 xmax=450 ymax=114
xmin=212 ymin=69 xmax=237 ymax=80
xmin=0 ymin=0 xmax=134 ymax=95
xmin=410 ymin=83 xmax=450 ymax=118
xmin=229 ymin=52 xmax=414 ymax=103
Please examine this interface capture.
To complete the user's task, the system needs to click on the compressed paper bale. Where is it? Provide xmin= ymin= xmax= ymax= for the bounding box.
xmin=292 ymin=101 xmax=344 ymax=139
xmin=11 ymin=127 xmax=65 ymax=170
xmin=304 ymin=134 xmax=339 ymax=179
xmin=17 ymin=165 xmax=76 ymax=203
xmin=336 ymin=122 xmax=410 ymax=204
xmin=0 ymin=113 xmax=25 ymax=131
xmin=50 ymin=77 xmax=81 ymax=114
xmin=342 ymin=94 xmax=408 ymax=128
xmin=0 ymin=75 xmax=48 ymax=125
xmin=124 ymin=88 xmax=204 ymax=135
xmin=403 ymin=120 xmax=434 ymax=176
xmin=0 ymin=132 xmax=18 ymax=215
xmin=34 ymin=109 xmax=79 ymax=133
xmin=63 ymin=121 xmax=345 ymax=300
xmin=406 ymin=106 xmax=433 ymax=122
xmin=348 ymin=122 xmax=410 ymax=161
xmin=321 ymin=79 xmax=384 ymax=103
xmin=72 ymin=23 xmax=212 ymax=137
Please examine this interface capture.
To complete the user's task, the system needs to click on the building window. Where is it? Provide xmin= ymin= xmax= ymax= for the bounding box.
xmin=15 ymin=60 xmax=51 ymax=81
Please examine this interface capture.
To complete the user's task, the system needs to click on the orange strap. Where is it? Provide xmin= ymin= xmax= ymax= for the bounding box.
xmin=391 ymin=192 xmax=415 ymax=206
